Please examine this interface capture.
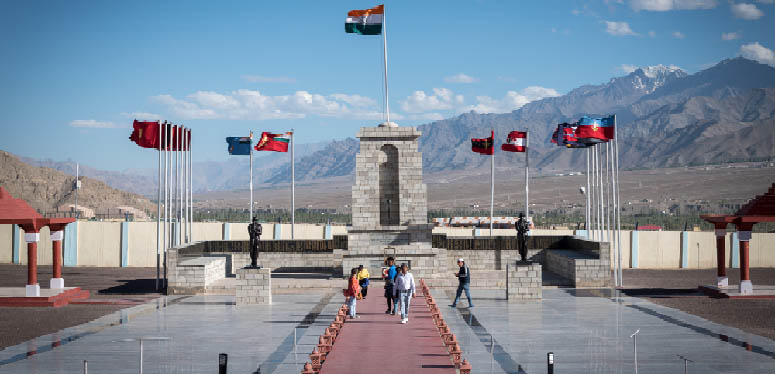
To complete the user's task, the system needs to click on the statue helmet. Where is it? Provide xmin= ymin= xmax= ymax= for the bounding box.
xmin=518 ymin=212 xmax=524 ymax=218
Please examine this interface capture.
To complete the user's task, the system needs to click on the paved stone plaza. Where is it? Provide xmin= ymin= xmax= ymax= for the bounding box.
xmin=1 ymin=288 xmax=775 ymax=373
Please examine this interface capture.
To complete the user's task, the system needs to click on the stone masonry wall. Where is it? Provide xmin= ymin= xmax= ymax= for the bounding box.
xmin=236 ymin=267 xmax=271 ymax=305
xmin=352 ymin=127 xmax=427 ymax=229
xmin=506 ymin=263 xmax=542 ymax=300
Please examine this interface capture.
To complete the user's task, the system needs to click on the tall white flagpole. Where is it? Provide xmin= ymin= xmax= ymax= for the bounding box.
xmin=291 ymin=129 xmax=295 ymax=239
xmin=614 ymin=115 xmax=623 ymax=287
xmin=597 ymin=143 xmax=605 ymax=241
xmin=184 ymin=128 xmax=189 ymax=243
xmin=603 ymin=142 xmax=609 ymax=244
xmin=178 ymin=128 xmax=183 ymax=246
xmin=188 ymin=128 xmax=193 ymax=242
xmin=249 ymin=131 xmax=254 ymax=222
xmin=173 ymin=127 xmax=178 ymax=247
xmin=156 ymin=122 xmax=162 ymax=290
xmin=181 ymin=127 xmax=186 ymax=244
xmin=163 ymin=123 xmax=169 ymax=287
xmin=525 ymin=131 xmax=529 ymax=221
xmin=586 ymin=147 xmax=591 ymax=239
xmin=382 ymin=5 xmax=390 ymax=124
xmin=589 ymin=145 xmax=597 ymax=240
xmin=490 ymin=130 xmax=495 ymax=236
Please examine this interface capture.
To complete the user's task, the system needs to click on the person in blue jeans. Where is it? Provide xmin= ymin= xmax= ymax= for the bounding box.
xmin=392 ymin=264 xmax=415 ymax=324
xmin=450 ymin=258 xmax=474 ymax=308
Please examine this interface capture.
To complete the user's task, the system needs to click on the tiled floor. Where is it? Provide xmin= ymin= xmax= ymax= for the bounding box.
xmin=436 ymin=288 xmax=775 ymax=374
xmin=1 ymin=288 xmax=774 ymax=373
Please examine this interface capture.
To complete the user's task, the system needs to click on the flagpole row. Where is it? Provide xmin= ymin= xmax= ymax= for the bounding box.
xmin=179 ymin=127 xmax=183 ymax=246
xmin=597 ymin=144 xmax=603 ymax=242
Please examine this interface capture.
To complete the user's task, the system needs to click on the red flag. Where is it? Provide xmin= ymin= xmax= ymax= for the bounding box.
xmin=129 ymin=120 xmax=160 ymax=149
xmin=471 ymin=131 xmax=494 ymax=155
xmin=501 ymin=131 xmax=526 ymax=152
xmin=255 ymin=132 xmax=291 ymax=152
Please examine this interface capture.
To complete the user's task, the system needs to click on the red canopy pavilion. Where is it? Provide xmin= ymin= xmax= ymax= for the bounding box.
xmin=0 ymin=187 xmax=75 ymax=297
xmin=701 ymin=183 xmax=775 ymax=296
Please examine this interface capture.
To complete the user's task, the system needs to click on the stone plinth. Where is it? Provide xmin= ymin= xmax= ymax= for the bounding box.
xmin=506 ymin=262 xmax=542 ymax=300
xmin=236 ymin=267 xmax=271 ymax=305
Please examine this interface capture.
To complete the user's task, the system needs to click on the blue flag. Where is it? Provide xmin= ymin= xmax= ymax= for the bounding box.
xmin=226 ymin=137 xmax=252 ymax=155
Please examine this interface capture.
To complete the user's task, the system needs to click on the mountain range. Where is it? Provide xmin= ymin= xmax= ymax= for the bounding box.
xmin=14 ymin=57 xmax=775 ymax=196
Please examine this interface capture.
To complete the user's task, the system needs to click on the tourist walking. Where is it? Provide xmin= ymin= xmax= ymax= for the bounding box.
xmin=393 ymin=264 xmax=415 ymax=324
xmin=357 ymin=264 xmax=370 ymax=298
xmin=346 ymin=268 xmax=361 ymax=319
xmin=450 ymin=258 xmax=474 ymax=308
xmin=383 ymin=257 xmax=398 ymax=314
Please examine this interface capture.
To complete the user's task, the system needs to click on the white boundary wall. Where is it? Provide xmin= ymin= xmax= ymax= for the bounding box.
xmin=0 ymin=223 xmax=773 ymax=269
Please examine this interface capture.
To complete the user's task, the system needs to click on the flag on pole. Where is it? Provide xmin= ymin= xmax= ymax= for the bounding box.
xmin=129 ymin=120 xmax=160 ymax=149
xmin=575 ymin=115 xmax=615 ymax=143
xmin=471 ymin=131 xmax=494 ymax=155
xmin=345 ymin=4 xmax=383 ymax=35
xmin=255 ymin=132 xmax=291 ymax=152
xmin=501 ymin=131 xmax=527 ymax=152
xmin=552 ymin=123 xmax=590 ymax=148
xmin=226 ymin=137 xmax=253 ymax=155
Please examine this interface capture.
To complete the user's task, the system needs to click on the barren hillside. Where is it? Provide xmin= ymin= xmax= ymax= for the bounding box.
xmin=0 ymin=151 xmax=156 ymax=219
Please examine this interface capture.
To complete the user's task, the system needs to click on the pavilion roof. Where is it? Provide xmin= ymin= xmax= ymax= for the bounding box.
xmin=701 ymin=183 xmax=775 ymax=225
xmin=0 ymin=186 xmax=74 ymax=230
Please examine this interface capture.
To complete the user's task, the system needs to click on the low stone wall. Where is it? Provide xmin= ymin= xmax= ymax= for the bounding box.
xmin=168 ymin=256 xmax=225 ymax=294
xmin=545 ymin=249 xmax=611 ymax=288
xmin=506 ymin=263 xmax=542 ymax=300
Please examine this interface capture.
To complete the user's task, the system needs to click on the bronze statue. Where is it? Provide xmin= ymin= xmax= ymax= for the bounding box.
xmin=248 ymin=216 xmax=262 ymax=268
xmin=516 ymin=213 xmax=529 ymax=262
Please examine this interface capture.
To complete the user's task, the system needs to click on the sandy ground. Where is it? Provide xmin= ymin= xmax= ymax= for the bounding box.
xmin=0 ymin=265 xmax=160 ymax=349
xmin=623 ymin=268 xmax=775 ymax=340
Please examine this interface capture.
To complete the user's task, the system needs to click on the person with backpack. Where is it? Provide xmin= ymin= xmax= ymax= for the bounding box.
xmin=450 ymin=258 xmax=474 ymax=308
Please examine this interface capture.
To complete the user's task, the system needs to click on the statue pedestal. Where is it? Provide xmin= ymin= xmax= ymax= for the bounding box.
xmin=236 ymin=267 xmax=272 ymax=305
xmin=507 ymin=262 xmax=542 ymax=301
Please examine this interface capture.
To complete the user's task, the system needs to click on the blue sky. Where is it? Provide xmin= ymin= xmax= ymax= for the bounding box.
xmin=1 ymin=0 xmax=774 ymax=171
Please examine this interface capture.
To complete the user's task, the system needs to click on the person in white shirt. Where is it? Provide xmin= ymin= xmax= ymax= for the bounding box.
xmin=392 ymin=264 xmax=416 ymax=324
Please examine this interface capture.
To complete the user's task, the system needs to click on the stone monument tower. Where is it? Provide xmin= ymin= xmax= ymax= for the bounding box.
xmin=344 ymin=124 xmax=444 ymax=278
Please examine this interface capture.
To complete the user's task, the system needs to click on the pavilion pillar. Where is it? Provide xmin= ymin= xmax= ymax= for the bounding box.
xmin=50 ymin=230 xmax=64 ymax=289
xmin=713 ymin=224 xmax=727 ymax=287
xmin=25 ymin=231 xmax=40 ymax=297
xmin=736 ymin=223 xmax=754 ymax=295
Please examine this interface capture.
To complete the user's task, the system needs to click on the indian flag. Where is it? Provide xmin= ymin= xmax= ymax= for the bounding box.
xmin=345 ymin=5 xmax=383 ymax=35
xmin=255 ymin=132 xmax=291 ymax=153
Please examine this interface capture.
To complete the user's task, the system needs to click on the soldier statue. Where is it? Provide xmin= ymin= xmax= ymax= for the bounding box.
xmin=248 ymin=216 xmax=262 ymax=268
xmin=516 ymin=212 xmax=530 ymax=262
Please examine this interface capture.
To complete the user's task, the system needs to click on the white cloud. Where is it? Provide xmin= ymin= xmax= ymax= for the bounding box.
xmin=121 ymin=112 xmax=162 ymax=120
xmin=740 ymin=42 xmax=775 ymax=66
xmin=756 ymin=0 xmax=774 ymax=3
xmin=731 ymin=3 xmax=764 ymax=19
xmin=721 ymin=31 xmax=742 ymax=41
xmin=241 ymin=75 xmax=296 ymax=84
xmin=619 ymin=64 xmax=639 ymax=73
xmin=631 ymin=0 xmax=717 ymax=11
xmin=672 ymin=31 xmax=685 ymax=39
xmin=407 ymin=113 xmax=445 ymax=121
xmin=648 ymin=30 xmax=657 ymax=37
xmin=69 ymin=119 xmax=121 ymax=129
xmin=462 ymin=86 xmax=560 ymax=114
xmin=400 ymin=88 xmax=464 ymax=113
xmin=605 ymin=21 xmax=637 ymax=36
xmin=152 ymin=89 xmax=386 ymax=120
xmin=444 ymin=73 xmax=478 ymax=84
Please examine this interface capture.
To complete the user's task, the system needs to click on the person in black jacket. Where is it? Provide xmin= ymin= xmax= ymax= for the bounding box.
xmin=450 ymin=258 xmax=474 ymax=308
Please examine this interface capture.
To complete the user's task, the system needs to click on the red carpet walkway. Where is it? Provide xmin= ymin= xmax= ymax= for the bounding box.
xmin=319 ymin=288 xmax=457 ymax=374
